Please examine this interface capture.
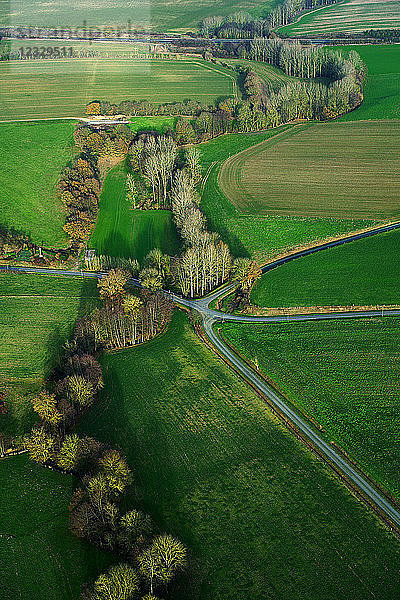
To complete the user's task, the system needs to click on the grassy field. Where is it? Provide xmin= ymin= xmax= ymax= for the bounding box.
xmin=223 ymin=58 xmax=294 ymax=91
xmin=0 ymin=121 xmax=74 ymax=247
xmin=0 ymin=455 xmax=111 ymax=600
xmin=279 ymin=0 xmax=400 ymax=35
xmin=0 ymin=59 xmax=234 ymax=121
xmin=219 ymin=120 xmax=400 ymax=220
xmin=0 ymin=274 xmax=99 ymax=435
xmin=221 ymin=317 xmax=400 ymax=499
xmin=0 ymin=0 xmax=278 ymax=32
xmin=129 ymin=115 xmax=176 ymax=135
xmin=337 ymin=44 xmax=400 ymax=121
xmin=89 ymin=162 xmax=179 ymax=264
xmin=77 ymin=310 xmax=400 ymax=600
xmin=199 ymin=127 xmax=378 ymax=262
xmin=251 ymin=227 xmax=400 ymax=307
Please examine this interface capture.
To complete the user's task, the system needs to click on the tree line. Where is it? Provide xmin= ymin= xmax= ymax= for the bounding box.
xmin=59 ymin=125 xmax=134 ymax=248
xmin=87 ymin=98 xmax=212 ymax=118
xmin=12 ymin=269 xmax=184 ymax=600
xmin=87 ymin=46 xmax=365 ymax=145
xmin=245 ymin=40 xmax=365 ymax=120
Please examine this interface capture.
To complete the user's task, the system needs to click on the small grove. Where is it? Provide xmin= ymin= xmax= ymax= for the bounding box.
xmin=4 ymin=271 xmax=186 ymax=600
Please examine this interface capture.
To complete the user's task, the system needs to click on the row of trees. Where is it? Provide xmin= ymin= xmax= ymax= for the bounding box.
xmin=87 ymin=98 xmax=212 ymax=118
xmin=363 ymin=29 xmax=400 ymax=42
xmin=129 ymin=135 xmax=178 ymax=208
xmin=22 ymin=269 xmax=185 ymax=599
xmin=58 ymin=154 xmax=101 ymax=247
xmin=170 ymin=169 xmax=261 ymax=298
xmin=200 ymin=11 xmax=271 ymax=39
xmin=127 ymin=133 xmax=203 ymax=209
xmin=74 ymin=123 xmax=134 ymax=157
xmin=268 ymin=0 xmax=338 ymax=29
xmin=59 ymin=125 xmax=135 ymax=248
xmin=236 ymin=42 xmax=366 ymax=122
xmin=248 ymin=38 xmax=366 ymax=79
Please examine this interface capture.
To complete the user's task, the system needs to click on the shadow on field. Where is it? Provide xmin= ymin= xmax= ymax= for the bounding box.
xmin=99 ymin=231 xmax=131 ymax=260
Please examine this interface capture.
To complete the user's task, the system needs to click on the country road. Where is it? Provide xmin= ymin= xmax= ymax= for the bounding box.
xmin=2 ymin=218 xmax=400 ymax=530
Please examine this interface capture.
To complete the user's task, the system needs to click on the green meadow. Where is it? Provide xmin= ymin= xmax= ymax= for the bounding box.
xmin=337 ymin=44 xmax=400 ymax=121
xmin=221 ymin=317 xmax=400 ymax=499
xmin=279 ymin=0 xmax=400 ymax=36
xmin=251 ymin=227 xmax=400 ymax=308
xmin=0 ymin=59 xmax=234 ymax=121
xmin=89 ymin=162 xmax=179 ymax=264
xmin=0 ymin=455 xmax=111 ymax=600
xmin=199 ymin=127 xmax=375 ymax=263
xmin=78 ymin=310 xmax=400 ymax=600
xmin=0 ymin=274 xmax=99 ymax=435
xmin=0 ymin=0 xmax=278 ymax=32
xmin=0 ymin=121 xmax=74 ymax=247
xmin=218 ymin=121 xmax=400 ymax=220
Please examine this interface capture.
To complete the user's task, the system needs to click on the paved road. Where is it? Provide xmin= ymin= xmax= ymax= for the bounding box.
xmin=202 ymin=316 xmax=400 ymax=529
xmin=2 ymin=220 xmax=400 ymax=529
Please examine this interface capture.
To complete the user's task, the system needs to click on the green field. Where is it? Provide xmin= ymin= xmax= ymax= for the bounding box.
xmin=221 ymin=317 xmax=400 ymax=499
xmin=223 ymin=58 xmax=294 ymax=91
xmin=0 ymin=121 xmax=74 ymax=247
xmin=280 ymin=0 xmax=400 ymax=35
xmin=0 ymin=0 xmax=278 ymax=32
xmin=0 ymin=59 xmax=234 ymax=121
xmin=89 ymin=162 xmax=179 ymax=264
xmin=251 ymin=227 xmax=400 ymax=308
xmin=77 ymin=310 xmax=400 ymax=600
xmin=337 ymin=44 xmax=400 ymax=121
xmin=0 ymin=455 xmax=111 ymax=600
xmin=0 ymin=274 xmax=99 ymax=434
xmin=129 ymin=115 xmax=176 ymax=135
xmin=199 ymin=127 xmax=378 ymax=263
xmin=219 ymin=120 xmax=400 ymax=220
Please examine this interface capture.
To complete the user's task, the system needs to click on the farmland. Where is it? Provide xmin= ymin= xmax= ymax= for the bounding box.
xmin=0 ymin=58 xmax=234 ymax=121
xmin=337 ymin=44 xmax=400 ymax=121
xmin=218 ymin=120 xmax=400 ymax=220
xmin=0 ymin=274 xmax=99 ymax=435
xmin=220 ymin=317 xmax=400 ymax=499
xmin=78 ymin=310 xmax=400 ymax=600
xmin=89 ymin=163 xmax=179 ymax=263
xmin=199 ymin=126 xmax=378 ymax=263
xmin=223 ymin=58 xmax=294 ymax=91
xmin=0 ymin=0 xmax=278 ymax=32
xmin=0 ymin=455 xmax=111 ymax=600
xmin=251 ymin=227 xmax=400 ymax=308
xmin=279 ymin=0 xmax=400 ymax=36
xmin=0 ymin=121 xmax=74 ymax=247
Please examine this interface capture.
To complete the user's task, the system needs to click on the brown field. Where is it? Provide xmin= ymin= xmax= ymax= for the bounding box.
xmin=0 ymin=57 xmax=234 ymax=120
xmin=218 ymin=121 xmax=400 ymax=219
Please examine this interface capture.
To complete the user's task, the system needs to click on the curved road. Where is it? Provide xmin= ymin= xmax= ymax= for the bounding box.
xmin=2 ymin=219 xmax=400 ymax=529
